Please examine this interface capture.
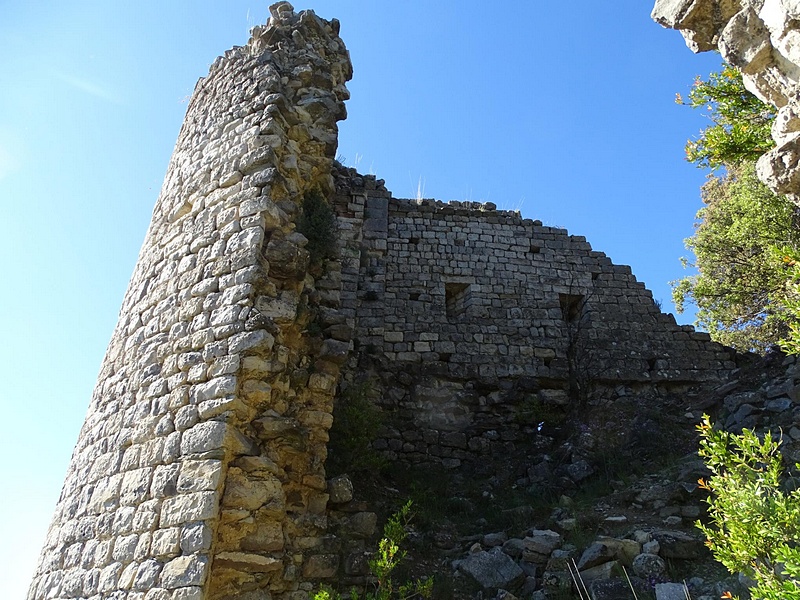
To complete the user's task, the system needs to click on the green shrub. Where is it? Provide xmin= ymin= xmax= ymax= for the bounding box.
xmin=776 ymin=247 xmax=800 ymax=356
xmin=696 ymin=415 xmax=800 ymax=599
xmin=314 ymin=501 xmax=433 ymax=600
xmin=297 ymin=188 xmax=338 ymax=273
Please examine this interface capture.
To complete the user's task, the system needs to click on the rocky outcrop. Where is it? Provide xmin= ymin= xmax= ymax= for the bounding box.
xmin=652 ymin=0 xmax=800 ymax=202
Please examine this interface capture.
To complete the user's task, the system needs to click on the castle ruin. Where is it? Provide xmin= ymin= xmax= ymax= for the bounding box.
xmin=28 ymin=4 xmax=739 ymax=599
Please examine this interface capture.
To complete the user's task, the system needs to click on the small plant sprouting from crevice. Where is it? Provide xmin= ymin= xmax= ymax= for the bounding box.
xmin=297 ymin=187 xmax=338 ymax=275
xmin=314 ymin=501 xmax=433 ymax=600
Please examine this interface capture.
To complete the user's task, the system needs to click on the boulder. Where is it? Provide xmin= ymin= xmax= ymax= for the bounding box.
xmin=652 ymin=530 xmax=705 ymax=559
xmin=632 ymin=553 xmax=666 ymax=578
xmin=522 ymin=530 xmax=561 ymax=563
xmin=656 ymin=582 xmax=688 ymax=600
xmin=457 ymin=547 xmax=525 ymax=592
xmin=589 ymin=577 xmax=650 ymax=600
xmin=580 ymin=560 xmax=617 ymax=582
xmin=577 ymin=542 xmax=614 ymax=570
xmin=327 ymin=475 xmax=353 ymax=504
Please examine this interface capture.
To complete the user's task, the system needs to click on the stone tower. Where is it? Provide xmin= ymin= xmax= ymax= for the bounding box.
xmin=28 ymin=4 xmax=354 ymax=599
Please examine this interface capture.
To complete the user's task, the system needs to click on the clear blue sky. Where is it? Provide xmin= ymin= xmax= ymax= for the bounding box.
xmin=0 ymin=1 xmax=720 ymax=595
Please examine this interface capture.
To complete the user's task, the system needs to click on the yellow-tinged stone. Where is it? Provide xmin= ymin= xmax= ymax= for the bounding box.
xmin=307 ymin=373 xmax=336 ymax=392
xmin=242 ymin=380 xmax=273 ymax=405
xmin=214 ymin=552 xmax=283 ymax=573
xmin=241 ymin=520 xmax=284 ymax=552
xmin=222 ymin=468 xmax=284 ymax=512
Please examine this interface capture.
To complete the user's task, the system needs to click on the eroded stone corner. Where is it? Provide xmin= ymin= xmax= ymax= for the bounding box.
xmin=652 ymin=0 xmax=800 ymax=201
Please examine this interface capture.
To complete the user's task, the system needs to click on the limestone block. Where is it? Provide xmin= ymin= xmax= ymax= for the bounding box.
xmin=241 ymin=379 xmax=273 ymax=405
xmin=98 ymin=563 xmax=122 ymax=593
xmin=60 ymin=567 xmax=89 ymax=597
xmin=208 ymin=354 xmax=240 ymax=377
xmin=221 ymin=468 xmax=283 ymax=511
xmin=111 ymin=534 xmax=139 ymax=562
xmin=632 ymin=553 xmax=666 ymax=578
xmin=191 ymin=376 xmax=237 ymax=404
xmin=179 ymin=420 xmax=253 ymax=456
xmin=214 ymin=551 xmax=283 ymax=573
xmin=308 ymin=372 xmax=337 ymax=392
xmin=327 ymin=475 xmax=353 ymax=504
xmin=302 ymin=554 xmax=339 ymax=579
xmin=255 ymin=292 xmax=299 ymax=323
xmin=177 ymin=460 xmax=223 ymax=493
xmin=234 ymin=455 xmax=286 ymax=479
xmin=120 ymin=468 xmax=154 ymax=506
xmin=580 ymin=560 xmax=617 ymax=582
xmin=180 ymin=522 xmax=213 ymax=553
xmin=318 ymin=338 xmax=350 ymax=364
xmin=198 ymin=396 xmax=247 ymax=421
xmin=655 ymin=582 xmax=689 ymax=600
xmin=457 ymin=547 xmax=525 ymax=592
xmin=298 ymin=410 xmax=334 ymax=430
xmin=172 ymin=587 xmax=203 ymax=600
xmin=160 ymin=554 xmax=209 ymax=588
xmin=132 ymin=559 xmax=162 ymax=591
xmin=720 ymin=7 xmax=774 ymax=75
xmin=151 ymin=528 xmax=181 ymax=558
xmin=88 ymin=474 xmax=123 ymax=514
xmin=241 ymin=520 xmax=285 ymax=552
xmin=576 ymin=541 xmax=615 ymax=570
xmin=339 ymin=512 xmax=377 ymax=539
xmin=651 ymin=529 xmax=705 ymax=559
xmin=523 ymin=530 xmax=562 ymax=563
xmin=160 ymin=492 xmax=218 ymax=527
xmin=118 ymin=561 xmax=139 ymax=590
xmin=139 ymin=438 xmax=166 ymax=467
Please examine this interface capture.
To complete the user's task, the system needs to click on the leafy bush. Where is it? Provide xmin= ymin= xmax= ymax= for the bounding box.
xmin=297 ymin=187 xmax=338 ymax=273
xmin=696 ymin=415 xmax=800 ymax=599
xmin=678 ymin=63 xmax=774 ymax=169
xmin=672 ymin=162 xmax=800 ymax=352
xmin=673 ymin=64 xmax=800 ymax=352
xmin=314 ymin=501 xmax=433 ymax=600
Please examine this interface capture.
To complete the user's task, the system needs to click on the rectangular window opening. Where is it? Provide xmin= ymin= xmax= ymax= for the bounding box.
xmin=559 ymin=293 xmax=584 ymax=323
xmin=445 ymin=283 xmax=472 ymax=319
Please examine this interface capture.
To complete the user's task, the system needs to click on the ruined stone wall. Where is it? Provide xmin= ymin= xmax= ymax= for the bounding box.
xmin=28 ymin=4 xmax=356 ymax=600
xmin=331 ymin=167 xmax=736 ymax=471
xmin=652 ymin=0 xmax=800 ymax=201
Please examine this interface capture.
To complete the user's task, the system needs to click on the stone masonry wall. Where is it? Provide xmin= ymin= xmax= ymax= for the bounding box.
xmin=331 ymin=167 xmax=737 ymax=470
xmin=652 ymin=0 xmax=800 ymax=202
xmin=27 ymin=4 xmax=356 ymax=600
